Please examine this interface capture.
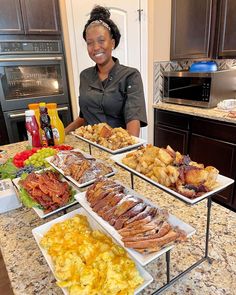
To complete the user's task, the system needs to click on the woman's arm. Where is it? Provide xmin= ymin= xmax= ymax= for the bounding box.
xmin=126 ymin=119 xmax=140 ymax=137
xmin=65 ymin=117 xmax=85 ymax=135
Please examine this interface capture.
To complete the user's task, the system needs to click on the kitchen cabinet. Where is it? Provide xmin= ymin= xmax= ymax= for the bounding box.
xmin=170 ymin=0 xmax=236 ymax=59
xmin=154 ymin=109 xmax=236 ymax=211
xmin=218 ymin=0 xmax=236 ymax=57
xmin=0 ymin=0 xmax=61 ymax=35
xmin=154 ymin=109 xmax=190 ymax=154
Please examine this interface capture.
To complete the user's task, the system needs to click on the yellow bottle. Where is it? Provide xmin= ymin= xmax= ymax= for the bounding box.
xmin=46 ymin=103 xmax=65 ymax=145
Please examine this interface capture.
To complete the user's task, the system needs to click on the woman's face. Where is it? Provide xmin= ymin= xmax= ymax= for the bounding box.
xmin=86 ymin=25 xmax=115 ymax=66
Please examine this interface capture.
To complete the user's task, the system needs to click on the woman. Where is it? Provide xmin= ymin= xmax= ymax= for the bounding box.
xmin=65 ymin=5 xmax=147 ymax=137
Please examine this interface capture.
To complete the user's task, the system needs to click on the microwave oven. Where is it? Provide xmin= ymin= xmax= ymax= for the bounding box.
xmin=162 ymin=69 xmax=236 ymax=108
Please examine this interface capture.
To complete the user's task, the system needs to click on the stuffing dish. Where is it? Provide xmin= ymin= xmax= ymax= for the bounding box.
xmin=74 ymin=123 xmax=137 ymax=150
xmin=121 ymin=145 xmax=219 ymax=199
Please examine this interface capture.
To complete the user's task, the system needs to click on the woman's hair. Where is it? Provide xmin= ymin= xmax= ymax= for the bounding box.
xmin=83 ymin=5 xmax=121 ymax=49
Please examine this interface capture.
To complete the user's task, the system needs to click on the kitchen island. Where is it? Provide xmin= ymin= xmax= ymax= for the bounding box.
xmin=0 ymin=135 xmax=236 ymax=295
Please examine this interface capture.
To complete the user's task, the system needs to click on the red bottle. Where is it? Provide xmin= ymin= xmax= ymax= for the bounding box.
xmin=25 ymin=110 xmax=41 ymax=147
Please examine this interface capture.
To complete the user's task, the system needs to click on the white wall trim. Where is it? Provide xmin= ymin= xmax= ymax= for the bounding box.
xmin=64 ymin=0 xmax=80 ymax=116
xmin=140 ymin=0 xmax=148 ymax=141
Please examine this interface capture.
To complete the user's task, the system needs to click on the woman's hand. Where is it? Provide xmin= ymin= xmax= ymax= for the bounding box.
xmin=126 ymin=120 xmax=140 ymax=137
xmin=65 ymin=117 xmax=85 ymax=135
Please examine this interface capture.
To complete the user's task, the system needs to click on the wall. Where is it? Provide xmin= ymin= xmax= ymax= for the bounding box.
xmin=153 ymin=0 xmax=171 ymax=62
xmin=59 ymin=0 xmax=78 ymax=120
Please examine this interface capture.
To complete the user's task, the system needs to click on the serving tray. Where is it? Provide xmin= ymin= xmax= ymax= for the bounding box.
xmin=75 ymin=183 xmax=196 ymax=266
xmin=46 ymin=149 xmax=116 ymax=188
xmin=13 ymin=170 xmax=78 ymax=219
xmin=111 ymin=151 xmax=234 ymax=205
xmin=71 ymin=131 xmax=146 ymax=154
xmin=32 ymin=207 xmax=153 ymax=295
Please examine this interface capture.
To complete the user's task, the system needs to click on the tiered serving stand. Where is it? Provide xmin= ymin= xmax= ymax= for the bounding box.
xmin=70 ymin=134 xmax=234 ymax=294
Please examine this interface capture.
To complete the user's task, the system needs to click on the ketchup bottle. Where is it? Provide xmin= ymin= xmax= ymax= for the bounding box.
xmin=25 ymin=110 xmax=41 ymax=147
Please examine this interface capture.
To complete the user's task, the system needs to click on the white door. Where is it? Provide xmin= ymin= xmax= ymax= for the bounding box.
xmin=65 ymin=0 xmax=148 ymax=139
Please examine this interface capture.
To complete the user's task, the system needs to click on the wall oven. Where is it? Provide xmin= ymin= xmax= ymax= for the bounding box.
xmin=0 ymin=40 xmax=72 ymax=143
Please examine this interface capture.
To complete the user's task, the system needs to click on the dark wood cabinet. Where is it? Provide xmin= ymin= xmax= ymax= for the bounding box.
xmin=154 ymin=109 xmax=190 ymax=154
xmin=0 ymin=0 xmax=61 ymax=35
xmin=189 ymin=133 xmax=234 ymax=205
xmin=171 ymin=0 xmax=236 ymax=59
xmin=218 ymin=0 xmax=236 ymax=57
xmin=154 ymin=125 xmax=189 ymax=155
xmin=154 ymin=109 xmax=236 ymax=211
xmin=0 ymin=0 xmax=24 ymax=34
xmin=171 ymin=0 xmax=215 ymax=60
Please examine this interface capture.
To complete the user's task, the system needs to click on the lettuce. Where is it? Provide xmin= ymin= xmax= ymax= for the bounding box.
xmin=0 ymin=159 xmax=18 ymax=179
xmin=19 ymin=188 xmax=43 ymax=209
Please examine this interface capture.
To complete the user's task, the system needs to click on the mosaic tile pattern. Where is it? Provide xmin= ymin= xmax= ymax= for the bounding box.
xmin=153 ymin=59 xmax=236 ymax=104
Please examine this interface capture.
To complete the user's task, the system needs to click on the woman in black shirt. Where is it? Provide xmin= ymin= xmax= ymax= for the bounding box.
xmin=65 ymin=5 xmax=147 ymax=137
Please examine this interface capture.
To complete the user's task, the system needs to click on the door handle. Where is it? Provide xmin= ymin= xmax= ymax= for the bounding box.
xmin=0 ymin=56 xmax=63 ymax=62
xmin=8 ymin=107 xmax=68 ymax=118
xmin=57 ymin=106 xmax=68 ymax=111
xmin=9 ymin=112 xmax=25 ymax=118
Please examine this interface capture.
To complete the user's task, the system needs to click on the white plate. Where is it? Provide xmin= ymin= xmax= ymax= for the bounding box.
xmin=13 ymin=172 xmax=78 ymax=219
xmin=111 ymin=152 xmax=234 ymax=205
xmin=75 ymin=184 xmax=196 ymax=266
xmin=32 ymin=208 xmax=153 ymax=295
xmin=71 ymin=131 xmax=146 ymax=154
xmin=46 ymin=149 xmax=116 ymax=188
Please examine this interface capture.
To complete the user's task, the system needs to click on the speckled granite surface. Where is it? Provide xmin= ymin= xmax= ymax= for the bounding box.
xmin=153 ymin=101 xmax=236 ymax=124
xmin=0 ymin=136 xmax=236 ymax=295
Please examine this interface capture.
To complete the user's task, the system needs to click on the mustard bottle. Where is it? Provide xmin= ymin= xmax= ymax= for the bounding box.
xmin=46 ymin=103 xmax=65 ymax=145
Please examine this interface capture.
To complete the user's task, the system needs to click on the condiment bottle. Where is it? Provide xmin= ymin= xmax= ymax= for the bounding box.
xmin=39 ymin=102 xmax=54 ymax=146
xmin=28 ymin=103 xmax=40 ymax=127
xmin=47 ymin=103 xmax=65 ymax=145
xmin=25 ymin=110 xmax=41 ymax=147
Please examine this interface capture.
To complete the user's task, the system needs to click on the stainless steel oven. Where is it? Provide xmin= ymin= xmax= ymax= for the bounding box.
xmin=0 ymin=40 xmax=72 ymax=143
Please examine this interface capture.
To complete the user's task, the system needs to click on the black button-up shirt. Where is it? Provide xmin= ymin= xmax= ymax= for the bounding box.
xmin=79 ymin=58 xmax=147 ymax=129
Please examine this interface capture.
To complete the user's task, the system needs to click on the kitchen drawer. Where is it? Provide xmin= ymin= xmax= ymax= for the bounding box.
xmin=154 ymin=109 xmax=190 ymax=130
xmin=192 ymin=117 xmax=236 ymax=144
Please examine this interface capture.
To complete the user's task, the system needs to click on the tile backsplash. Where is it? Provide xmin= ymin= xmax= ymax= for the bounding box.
xmin=153 ymin=59 xmax=236 ymax=104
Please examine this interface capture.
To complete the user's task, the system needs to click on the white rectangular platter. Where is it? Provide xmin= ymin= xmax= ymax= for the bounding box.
xmin=32 ymin=207 xmax=153 ymax=295
xmin=46 ymin=149 xmax=116 ymax=188
xmin=111 ymin=152 xmax=234 ymax=205
xmin=71 ymin=131 xmax=146 ymax=154
xmin=75 ymin=185 xmax=196 ymax=266
xmin=13 ymin=173 xmax=78 ymax=219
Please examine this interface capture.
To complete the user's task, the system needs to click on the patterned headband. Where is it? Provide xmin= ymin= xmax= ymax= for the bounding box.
xmin=87 ymin=20 xmax=111 ymax=31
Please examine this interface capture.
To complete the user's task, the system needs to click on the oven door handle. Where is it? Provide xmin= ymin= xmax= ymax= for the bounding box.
xmin=0 ymin=56 xmax=63 ymax=62
xmin=9 ymin=106 xmax=68 ymax=118
xmin=8 ymin=113 xmax=25 ymax=118
xmin=57 ymin=106 xmax=68 ymax=111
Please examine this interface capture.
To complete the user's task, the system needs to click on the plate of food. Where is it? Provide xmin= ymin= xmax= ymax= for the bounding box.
xmin=32 ymin=208 xmax=153 ymax=295
xmin=75 ymin=177 xmax=196 ymax=266
xmin=46 ymin=149 xmax=116 ymax=188
xmin=13 ymin=169 xmax=78 ymax=218
xmin=71 ymin=123 xmax=146 ymax=154
xmin=110 ymin=145 xmax=234 ymax=205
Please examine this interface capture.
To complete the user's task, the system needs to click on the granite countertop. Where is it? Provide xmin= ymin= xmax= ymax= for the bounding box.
xmin=154 ymin=101 xmax=236 ymax=124
xmin=0 ymin=135 xmax=236 ymax=295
